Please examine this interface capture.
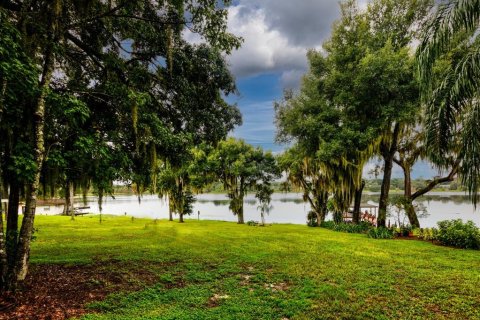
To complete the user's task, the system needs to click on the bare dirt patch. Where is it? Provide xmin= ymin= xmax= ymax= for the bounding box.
xmin=207 ymin=293 xmax=230 ymax=308
xmin=264 ymin=282 xmax=290 ymax=292
xmin=0 ymin=261 xmax=162 ymax=320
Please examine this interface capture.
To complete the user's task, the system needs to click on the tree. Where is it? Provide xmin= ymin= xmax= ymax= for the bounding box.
xmin=354 ymin=42 xmax=419 ymax=227
xmin=417 ymin=0 xmax=480 ymax=205
xmin=275 ymin=1 xmax=430 ymax=228
xmin=0 ymin=0 xmax=241 ymax=290
xmin=256 ymin=182 xmax=273 ymax=226
xmin=394 ymin=125 xmax=459 ymax=227
xmin=158 ymin=162 xmax=196 ymax=223
xmin=204 ymin=138 xmax=279 ymax=224
xmin=277 ymin=147 xmax=330 ymax=225
xmin=319 ymin=0 xmax=430 ymax=227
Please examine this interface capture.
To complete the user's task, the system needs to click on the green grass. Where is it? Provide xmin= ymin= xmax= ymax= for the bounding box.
xmin=30 ymin=215 xmax=480 ymax=319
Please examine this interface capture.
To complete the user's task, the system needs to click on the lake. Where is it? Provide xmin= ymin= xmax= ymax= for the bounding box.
xmin=34 ymin=192 xmax=480 ymax=228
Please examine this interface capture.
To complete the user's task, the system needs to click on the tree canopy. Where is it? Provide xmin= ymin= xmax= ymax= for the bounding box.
xmin=0 ymin=0 xmax=242 ymax=290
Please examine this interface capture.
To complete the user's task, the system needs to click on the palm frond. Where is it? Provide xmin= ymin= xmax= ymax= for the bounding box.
xmin=417 ymin=0 xmax=480 ymax=88
xmin=460 ymin=100 xmax=480 ymax=205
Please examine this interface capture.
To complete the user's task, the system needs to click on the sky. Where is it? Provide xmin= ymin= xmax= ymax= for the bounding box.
xmin=188 ymin=0 xmax=439 ymax=179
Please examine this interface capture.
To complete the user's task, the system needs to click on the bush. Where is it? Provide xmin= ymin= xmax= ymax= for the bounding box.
xmin=246 ymin=220 xmax=259 ymax=226
xmin=320 ymin=221 xmax=336 ymax=229
xmin=436 ymin=220 xmax=480 ymax=249
xmin=394 ymin=225 xmax=413 ymax=237
xmin=367 ymin=227 xmax=394 ymax=239
xmin=320 ymin=221 xmax=372 ymax=234
xmin=418 ymin=228 xmax=438 ymax=241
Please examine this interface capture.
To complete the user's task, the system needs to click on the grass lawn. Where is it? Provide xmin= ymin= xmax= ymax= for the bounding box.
xmin=26 ymin=215 xmax=480 ymax=319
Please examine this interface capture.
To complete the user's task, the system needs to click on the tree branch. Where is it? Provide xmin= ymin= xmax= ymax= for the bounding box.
xmin=411 ymin=160 xmax=460 ymax=200
xmin=393 ymin=156 xmax=404 ymax=169
xmin=67 ymin=3 xmax=126 ymax=28
xmin=65 ymin=32 xmax=104 ymax=70
xmin=66 ymin=32 xmax=129 ymax=84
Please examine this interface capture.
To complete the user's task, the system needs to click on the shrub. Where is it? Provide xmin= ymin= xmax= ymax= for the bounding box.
xmin=335 ymin=222 xmax=371 ymax=234
xmin=246 ymin=220 xmax=259 ymax=226
xmin=320 ymin=221 xmax=336 ymax=229
xmin=436 ymin=220 xmax=480 ymax=249
xmin=367 ymin=227 xmax=394 ymax=239
xmin=418 ymin=228 xmax=425 ymax=239
xmin=395 ymin=225 xmax=413 ymax=237
xmin=418 ymin=228 xmax=438 ymax=241
xmin=320 ymin=221 xmax=371 ymax=234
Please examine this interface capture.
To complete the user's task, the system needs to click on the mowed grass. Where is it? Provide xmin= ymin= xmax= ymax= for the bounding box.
xmin=30 ymin=215 xmax=480 ymax=320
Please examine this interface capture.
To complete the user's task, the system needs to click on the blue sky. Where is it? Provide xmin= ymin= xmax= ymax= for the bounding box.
xmin=205 ymin=0 xmax=439 ymax=179
xmin=228 ymin=73 xmax=282 ymax=152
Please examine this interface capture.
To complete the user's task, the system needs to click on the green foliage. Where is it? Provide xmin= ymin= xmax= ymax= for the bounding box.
xmin=8 ymin=142 xmax=37 ymax=182
xmin=275 ymin=0 xmax=428 ymax=228
xmin=321 ymin=221 xmax=372 ymax=234
xmin=417 ymin=228 xmax=438 ymax=241
xmin=436 ymin=220 xmax=480 ymax=250
xmin=367 ymin=227 xmax=395 ymax=239
xmin=394 ymin=225 xmax=413 ymax=237
xmin=417 ymin=0 xmax=480 ymax=204
xmin=201 ymin=138 xmax=280 ymax=221
xmin=0 ymin=0 xmax=245 ymax=290
xmin=277 ymin=147 xmax=329 ymax=224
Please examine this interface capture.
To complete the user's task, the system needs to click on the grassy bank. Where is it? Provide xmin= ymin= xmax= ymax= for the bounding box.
xmin=26 ymin=215 xmax=480 ymax=319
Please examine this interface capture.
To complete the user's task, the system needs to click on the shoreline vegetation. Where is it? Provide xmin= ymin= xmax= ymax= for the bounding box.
xmin=24 ymin=178 xmax=466 ymax=201
xmin=2 ymin=189 xmax=469 ymax=208
xmin=1 ymin=216 xmax=479 ymax=319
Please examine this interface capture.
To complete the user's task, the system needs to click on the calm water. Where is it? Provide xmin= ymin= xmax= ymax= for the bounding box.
xmin=36 ymin=192 xmax=480 ymax=228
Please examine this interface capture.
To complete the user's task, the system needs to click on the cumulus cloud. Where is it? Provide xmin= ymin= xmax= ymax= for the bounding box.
xmin=226 ymin=6 xmax=308 ymax=80
xmin=238 ymin=0 xmax=343 ymax=47
xmin=185 ymin=1 xmax=370 ymax=88
xmin=226 ymin=0 xmax=370 ymax=88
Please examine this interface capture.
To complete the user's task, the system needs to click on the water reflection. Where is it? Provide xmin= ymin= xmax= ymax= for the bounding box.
xmin=35 ymin=192 xmax=479 ymax=228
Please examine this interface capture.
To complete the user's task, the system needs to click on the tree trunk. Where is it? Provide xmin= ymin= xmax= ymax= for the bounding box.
xmin=333 ymin=211 xmax=343 ymax=224
xmin=0 ymin=190 xmax=7 ymax=288
xmin=179 ymin=213 xmax=184 ymax=223
xmin=237 ymin=205 xmax=244 ymax=224
xmin=402 ymin=165 xmax=420 ymax=228
xmin=63 ymin=180 xmax=75 ymax=219
xmin=405 ymin=199 xmax=420 ymax=228
xmin=315 ymin=211 xmax=322 ymax=226
xmin=168 ymin=206 xmax=173 ymax=221
xmin=98 ymin=189 xmax=103 ymax=223
xmin=6 ymin=183 xmax=19 ymax=271
xmin=69 ymin=182 xmax=74 ymax=220
xmin=378 ymin=124 xmax=400 ymax=228
xmin=378 ymin=154 xmax=393 ymax=227
xmin=404 ymin=166 xmax=412 ymax=199
xmin=11 ymin=48 xmax=55 ymax=286
xmin=353 ymin=180 xmax=365 ymax=224
xmin=6 ymin=0 xmax=61 ymax=289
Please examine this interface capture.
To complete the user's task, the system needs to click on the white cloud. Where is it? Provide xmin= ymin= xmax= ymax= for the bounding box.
xmin=226 ymin=0 xmax=370 ymax=88
xmin=226 ymin=5 xmax=308 ymax=79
